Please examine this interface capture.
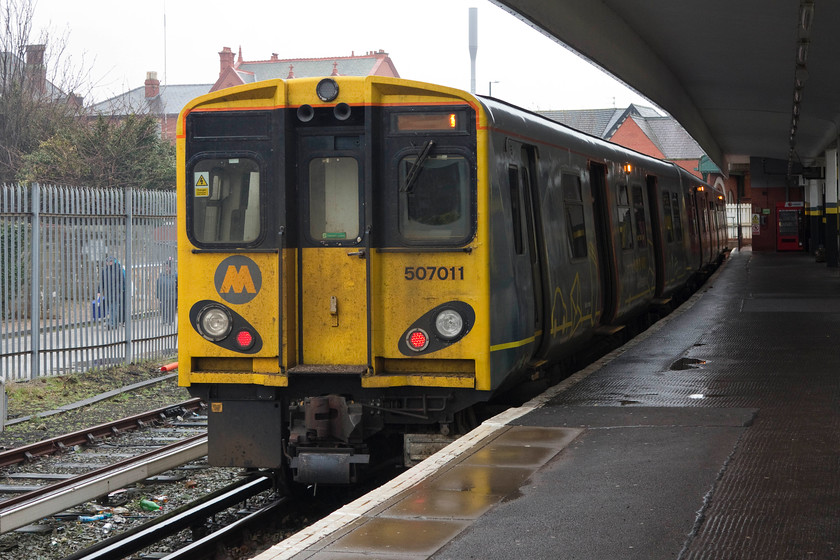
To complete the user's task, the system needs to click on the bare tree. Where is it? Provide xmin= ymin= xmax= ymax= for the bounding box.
xmin=0 ymin=0 xmax=92 ymax=183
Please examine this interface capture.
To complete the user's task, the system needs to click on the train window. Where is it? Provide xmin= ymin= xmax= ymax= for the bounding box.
xmin=617 ymin=184 xmax=633 ymax=250
xmin=563 ymin=173 xmax=587 ymax=259
xmin=662 ymin=192 xmax=674 ymax=243
xmin=521 ymin=167 xmax=538 ymax=264
xmin=671 ymin=193 xmax=683 ymax=241
xmin=507 ymin=166 xmax=524 ymax=254
xmin=617 ymin=183 xmax=630 ymax=206
xmin=398 ymin=153 xmax=470 ymax=242
xmin=632 ymin=185 xmax=647 ymax=245
xmin=191 ymin=157 xmax=260 ymax=244
xmin=309 ymin=157 xmax=360 ymax=241
xmin=709 ymin=202 xmax=717 ymax=234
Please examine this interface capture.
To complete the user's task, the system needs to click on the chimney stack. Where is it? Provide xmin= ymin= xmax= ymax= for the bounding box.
xmin=145 ymin=71 xmax=160 ymax=98
xmin=219 ymin=47 xmax=235 ymax=75
xmin=25 ymin=44 xmax=47 ymax=93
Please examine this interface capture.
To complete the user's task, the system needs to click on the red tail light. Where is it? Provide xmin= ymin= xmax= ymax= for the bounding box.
xmin=406 ymin=328 xmax=429 ymax=351
xmin=235 ymin=329 xmax=254 ymax=350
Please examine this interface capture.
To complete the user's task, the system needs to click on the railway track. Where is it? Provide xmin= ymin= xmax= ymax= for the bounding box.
xmin=0 ymin=399 xmax=218 ymax=558
xmin=0 ymin=399 xmax=368 ymax=560
xmin=0 ymin=399 xmax=204 ymax=469
xmin=0 ymin=434 xmax=208 ymax=533
xmin=63 ymin=475 xmax=279 ymax=560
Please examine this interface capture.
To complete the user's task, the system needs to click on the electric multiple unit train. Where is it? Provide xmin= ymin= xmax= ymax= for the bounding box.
xmin=176 ymin=76 xmax=727 ymax=485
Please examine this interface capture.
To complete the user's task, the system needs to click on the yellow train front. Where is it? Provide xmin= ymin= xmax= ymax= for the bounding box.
xmin=177 ymin=77 xmax=493 ymax=484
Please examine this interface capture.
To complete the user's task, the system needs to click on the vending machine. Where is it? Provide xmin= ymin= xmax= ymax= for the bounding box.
xmin=776 ymin=202 xmax=804 ymax=251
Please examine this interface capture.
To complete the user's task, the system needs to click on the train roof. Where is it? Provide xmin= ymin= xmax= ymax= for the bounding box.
xmin=476 ymin=93 xmax=718 ymax=192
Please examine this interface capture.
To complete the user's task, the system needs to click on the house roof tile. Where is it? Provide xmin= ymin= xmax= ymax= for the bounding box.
xmin=89 ymin=84 xmax=213 ymax=116
xmin=539 ymin=104 xmax=705 ymax=160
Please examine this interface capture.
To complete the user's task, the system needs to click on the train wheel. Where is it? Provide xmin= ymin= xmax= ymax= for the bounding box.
xmin=454 ymin=406 xmax=478 ymax=434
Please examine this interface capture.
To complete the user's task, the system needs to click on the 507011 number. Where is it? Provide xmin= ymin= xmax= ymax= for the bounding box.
xmin=404 ymin=266 xmax=465 ymax=281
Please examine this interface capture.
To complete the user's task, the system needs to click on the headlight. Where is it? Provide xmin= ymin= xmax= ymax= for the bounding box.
xmin=435 ymin=309 xmax=464 ymax=340
xmin=316 ymin=78 xmax=339 ymax=102
xmin=197 ymin=305 xmax=232 ymax=341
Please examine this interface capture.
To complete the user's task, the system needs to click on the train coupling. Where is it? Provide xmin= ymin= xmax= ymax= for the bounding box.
xmin=287 ymin=395 xmax=375 ymax=484
xmin=289 ymin=449 xmax=370 ymax=484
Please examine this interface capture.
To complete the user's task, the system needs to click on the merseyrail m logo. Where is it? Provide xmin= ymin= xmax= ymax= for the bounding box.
xmin=214 ymin=256 xmax=262 ymax=304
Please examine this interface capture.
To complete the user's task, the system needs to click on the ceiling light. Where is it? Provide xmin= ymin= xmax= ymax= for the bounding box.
xmin=797 ymin=40 xmax=809 ymax=65
xmin=795 ymin=65 xmax=809 ymax=83
xmin=800 ymin=1 xmax=814 ymax=35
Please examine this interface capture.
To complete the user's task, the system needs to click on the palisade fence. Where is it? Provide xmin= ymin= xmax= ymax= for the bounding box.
xmin=1 ymin=183 xmax=177 ymax=383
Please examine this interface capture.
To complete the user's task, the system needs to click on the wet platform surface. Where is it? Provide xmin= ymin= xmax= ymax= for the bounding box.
xmin=256 ymin=249 xmax=840 ymax=560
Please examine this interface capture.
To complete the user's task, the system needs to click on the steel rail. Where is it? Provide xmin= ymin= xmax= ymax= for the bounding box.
xmin=64 ymin=476 xmax=276 ymax=560
xmin=0 ymin=435 xmax=208 ymax=534
xmin=0 ymin=398 xmax=203 ymax=467
xmin=160 ymin=496 xmax=287 ymax=560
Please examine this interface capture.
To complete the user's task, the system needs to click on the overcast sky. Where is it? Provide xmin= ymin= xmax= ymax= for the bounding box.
xmin=32 ymin=0 xmax=654 ymax=111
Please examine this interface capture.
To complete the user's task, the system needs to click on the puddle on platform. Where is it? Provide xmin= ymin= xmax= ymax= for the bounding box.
xmin=670 ymin=357 xmax=707 ymax=370
xmin=387 ymin=487 xmax=501 ymax=519
xmin=328 ymin=517 xmax=469 ymax=555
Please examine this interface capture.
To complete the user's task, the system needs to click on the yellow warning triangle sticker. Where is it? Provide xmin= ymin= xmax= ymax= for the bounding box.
xmin=195 ymin=175 xmax=208 ymax=187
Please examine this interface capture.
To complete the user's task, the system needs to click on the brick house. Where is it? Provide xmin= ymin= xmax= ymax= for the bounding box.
xmin=211 ymin=47 xmax=399 ymax=92
xmin=90 ymin=48 xmax=400 ymax=143
xmin=0 ymin=44 xmax=83 ymax=106
xmin=88 ymin=72 xmax=210 ymax=142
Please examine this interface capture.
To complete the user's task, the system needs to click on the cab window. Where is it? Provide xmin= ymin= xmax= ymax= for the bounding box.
xmin=191 ymin=157 xmax=260 ymax=244
xmin=308 ymin=157 xmax=360 ymax=241
xmin=398 ymin=153 xmax=470 ymax=243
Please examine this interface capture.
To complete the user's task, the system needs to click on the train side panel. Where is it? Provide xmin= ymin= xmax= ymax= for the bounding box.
xmin=483 ymin=104 xmax=604 ymax=390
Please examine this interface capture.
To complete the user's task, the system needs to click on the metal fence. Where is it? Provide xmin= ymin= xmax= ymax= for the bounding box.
xmin=726 ymin=202 xmax=752 ymax=244
xmin=1 ymin=183 xmax=177 ymax=382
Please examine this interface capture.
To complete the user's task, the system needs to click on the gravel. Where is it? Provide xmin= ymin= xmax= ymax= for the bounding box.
xmin=0 ymin=361 xmax=357 ymax=559
xmin=0 ymin=360 xmax=281 ymax=559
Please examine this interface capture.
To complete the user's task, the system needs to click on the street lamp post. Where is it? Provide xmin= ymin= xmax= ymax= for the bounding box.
xmin=489 ymin=80 xmax=499 ymax=97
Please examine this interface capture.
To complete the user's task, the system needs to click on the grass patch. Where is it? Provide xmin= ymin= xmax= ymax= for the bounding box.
xmin=4 ymin=359 xmax=175 ymax=419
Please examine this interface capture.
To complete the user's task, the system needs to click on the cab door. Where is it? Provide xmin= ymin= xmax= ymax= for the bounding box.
xmin=297 ymin=132 xmax=369 ymax=368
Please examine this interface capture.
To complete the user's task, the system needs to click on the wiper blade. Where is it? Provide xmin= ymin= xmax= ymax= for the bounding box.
xmin=401 ymin=139 xmax=435 ymax=193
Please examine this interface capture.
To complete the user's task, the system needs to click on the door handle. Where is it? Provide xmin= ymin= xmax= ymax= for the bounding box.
xmin=346 ymin=249 xmax=366 ymax=259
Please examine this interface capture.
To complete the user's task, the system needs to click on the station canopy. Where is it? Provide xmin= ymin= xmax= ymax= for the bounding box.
xmin=496 ymin=0 xmax=835 ymax=174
